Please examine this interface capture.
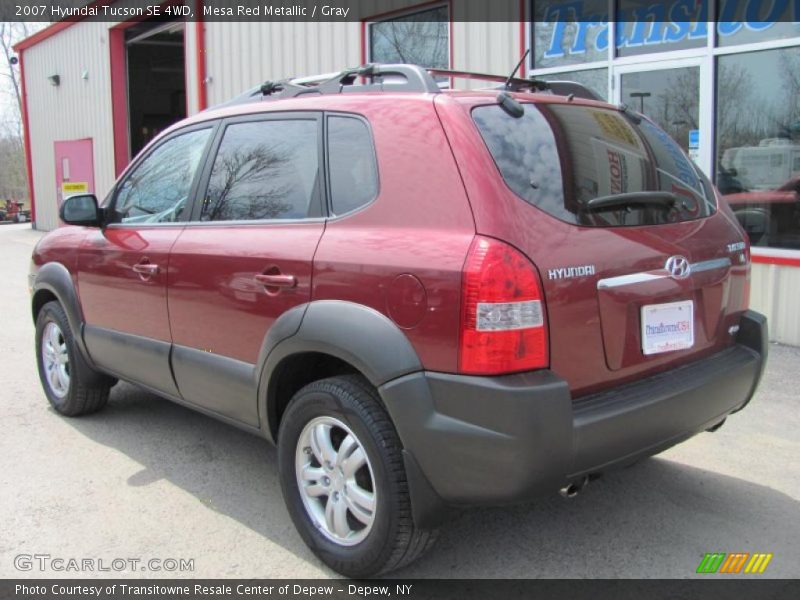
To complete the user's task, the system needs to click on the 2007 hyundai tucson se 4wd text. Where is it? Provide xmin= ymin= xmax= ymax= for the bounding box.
xmin=30 ymin=64 xmax=767 ymax=577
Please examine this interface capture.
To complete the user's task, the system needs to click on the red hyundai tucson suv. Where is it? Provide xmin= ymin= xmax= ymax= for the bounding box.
xmin=30 ymin=64 xmax=767 ymax=577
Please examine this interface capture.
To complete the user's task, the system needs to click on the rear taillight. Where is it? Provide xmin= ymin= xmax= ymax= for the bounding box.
xmin=459 ymin=236 xmax=549 ymax=375
xmin=743 ymin=261 xmax=751 ymax=311
xmin=742 ymin=245 xmax=751 ymax=310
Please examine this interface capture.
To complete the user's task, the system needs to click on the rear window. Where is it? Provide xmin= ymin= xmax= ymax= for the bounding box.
xmin=472 ymin=103 xmax=717 ymax=227
xmin=327 ymin=115 xmax=379 ymax=215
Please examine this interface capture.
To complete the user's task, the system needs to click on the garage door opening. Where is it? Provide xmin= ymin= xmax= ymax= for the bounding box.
xmin=125 ymin=21 xmax=186 ymax=157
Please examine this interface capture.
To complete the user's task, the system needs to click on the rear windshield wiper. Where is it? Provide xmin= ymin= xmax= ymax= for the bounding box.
xmin=585 ymin=191 xmax=677 ymax=211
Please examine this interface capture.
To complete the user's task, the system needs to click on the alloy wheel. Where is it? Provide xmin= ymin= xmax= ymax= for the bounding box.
xmin=41 ymin=321 xmax=70 ymax=398
xmin=295 ymin=415 xmax=377 ymax=546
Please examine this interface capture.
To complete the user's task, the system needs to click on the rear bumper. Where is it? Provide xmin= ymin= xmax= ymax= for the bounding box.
xmin=379 ymin=310 xmax=767 ymax=526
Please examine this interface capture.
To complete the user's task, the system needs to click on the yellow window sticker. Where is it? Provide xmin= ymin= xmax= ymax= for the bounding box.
xmin=62 ymin=182 xmax=89 ymax=194
xmin=591 ymin=111 xmax=640 ymax=148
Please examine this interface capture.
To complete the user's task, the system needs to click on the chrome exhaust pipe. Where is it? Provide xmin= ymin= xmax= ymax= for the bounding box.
xmin=559 ymin=476 xmax=589 ymax=499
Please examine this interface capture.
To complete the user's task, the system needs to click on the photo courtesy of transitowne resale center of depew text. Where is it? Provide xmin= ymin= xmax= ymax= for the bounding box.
xmin=0 ymin=0 xmax=799 ymax=598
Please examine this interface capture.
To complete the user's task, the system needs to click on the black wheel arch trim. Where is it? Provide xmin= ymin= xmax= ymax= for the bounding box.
xmin=257 ymin=300 xmax=423 ymax=441
xmin=255 ymin=303 xmax=309 ymax=371
xmin=732 ymin=309 xmax=769 ymax=413
xmin=31 ymin=262 xmax=95 ymax=368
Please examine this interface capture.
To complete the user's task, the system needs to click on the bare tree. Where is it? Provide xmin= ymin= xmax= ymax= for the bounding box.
xmin=370 ymin=12 xmax=448 ymax=69
xmin=716 ymin=62 xmax=752 ymax=149
xmin=0 ymin=22 xmax=45 ymax=202
xmin=775 ymin=50 xmax=800 ymax=140
xmin=0 ymin=22 xmax=32 ymax=138
xmin=203 ymin=144 xmax=295 ymax=221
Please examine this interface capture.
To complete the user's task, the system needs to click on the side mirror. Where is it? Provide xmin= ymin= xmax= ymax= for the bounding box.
xmin=60 ymin=194 xmax=102 ymax=226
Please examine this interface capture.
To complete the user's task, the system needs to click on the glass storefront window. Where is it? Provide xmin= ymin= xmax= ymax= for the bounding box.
xmin=616 ymin=0 xmax=709 ymax=57
xmin=621 ymin=67 xmax=699 ymax=155
xmin=540 ymin=68 xmax=609 ymax=100
xmin=532 ymin=0 xmax=713 ymax=67
xmin=717 ymin=0 xmax=800 ymax=47
xmin=532 ymin=0 xmax=609 ymax=68
xmin=368 ymin=5 xmax=449 ymax=68
xmin=716 ymin=48 xmax=800 ymax=249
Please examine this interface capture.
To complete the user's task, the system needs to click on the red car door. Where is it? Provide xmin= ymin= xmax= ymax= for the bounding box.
xmin=167 ymin=113 xmax=325 ymax=426
xmin=77 ymin=125 xmax=215 ymax=395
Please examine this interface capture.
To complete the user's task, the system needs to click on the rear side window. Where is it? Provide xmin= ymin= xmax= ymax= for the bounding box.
xmin=200 ymin=119 xmax=319 ymax=221
xmin=472 ymin=104 xmax=717 ymax=227
xmin=327 ymin=116 xmax=379 ymax=215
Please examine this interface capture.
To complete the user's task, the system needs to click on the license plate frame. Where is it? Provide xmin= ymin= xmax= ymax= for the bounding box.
xmin=641 ymin=300 xmax=694 ymax=356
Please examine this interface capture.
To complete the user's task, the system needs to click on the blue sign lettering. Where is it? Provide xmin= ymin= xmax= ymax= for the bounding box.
xmin=543 ymin=1 xmax=584 ymax=58
xmin=595 ymin=20 xmax=609 ymax=51
xmin=746 ymin=0 xmax=788 ymax=29
xmin=542 ymin=0 xmax=784 ymax=60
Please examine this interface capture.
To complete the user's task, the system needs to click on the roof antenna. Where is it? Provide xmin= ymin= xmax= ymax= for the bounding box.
xmin=505 ymin=49 xmax=530 ymax=90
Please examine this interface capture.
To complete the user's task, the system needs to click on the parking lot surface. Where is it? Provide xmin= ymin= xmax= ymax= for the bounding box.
xmin=1 ymin=223 xmax=798 ymax=578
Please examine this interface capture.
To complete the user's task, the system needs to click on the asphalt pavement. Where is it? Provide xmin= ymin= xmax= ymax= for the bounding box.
xmin=1 ymin=223 xmax=798 ymax=579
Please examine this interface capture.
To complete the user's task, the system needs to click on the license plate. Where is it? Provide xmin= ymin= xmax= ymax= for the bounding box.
xmin=641 ymin=300 xmax=694 ymax=355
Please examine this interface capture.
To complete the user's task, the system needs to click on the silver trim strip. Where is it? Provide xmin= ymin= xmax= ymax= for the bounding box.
xmin=690 ymin=257 xmax=732 ymax=273
xmin=596 ymin=257 xmax=732 ymax=290
xmin=597 ymin=272 xmax=667 ymax=289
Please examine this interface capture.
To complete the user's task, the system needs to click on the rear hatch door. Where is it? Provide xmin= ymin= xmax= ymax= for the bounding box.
xmin=460 ymin=97 xmax=750 ymax=396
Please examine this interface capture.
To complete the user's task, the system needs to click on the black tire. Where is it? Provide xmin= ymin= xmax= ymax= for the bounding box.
xmin=35 ymin=301 xmax=114 ymax=416
xmin=278 ymin=375 xmax=439 ymax=577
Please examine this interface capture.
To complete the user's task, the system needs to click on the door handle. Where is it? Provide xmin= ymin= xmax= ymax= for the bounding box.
xmin=254 ymin=273 xmax=297 ymax=288
xmin=132 ymin=261 xmax=160 ymax=278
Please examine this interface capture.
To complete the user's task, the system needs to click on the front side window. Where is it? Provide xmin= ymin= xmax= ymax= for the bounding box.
xmin=716 ymin=47 xmax=800 ymax=249
xmin=327 ymin=116 xmax=379 ymax=215
xmin=200 ymin=119 xmax=319 ymax=222
xmin=113 ymin=128 xmax=211 ymax=224
xmin=368 ymin=5 xmax=449 ymax=69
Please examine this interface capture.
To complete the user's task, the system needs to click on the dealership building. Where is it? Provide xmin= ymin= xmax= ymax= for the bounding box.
xmin=14 ymin=0 xmax=800 ymax=344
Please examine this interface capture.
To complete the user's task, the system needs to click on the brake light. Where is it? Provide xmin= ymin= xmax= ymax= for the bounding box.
xmin=743 ymin=262 xmax=751 ymax=311
xmin=459 ymin=236 xmax=549 ymax=375
xmin=742 ymin=245 xmax=751 ymax=310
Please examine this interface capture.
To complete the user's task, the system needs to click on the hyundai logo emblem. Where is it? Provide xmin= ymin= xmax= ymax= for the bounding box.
xmin=665 ymin=255 xmax=691 ymax=279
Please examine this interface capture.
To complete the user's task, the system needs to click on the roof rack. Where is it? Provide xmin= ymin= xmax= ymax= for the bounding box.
xmin=425 ymin=69 xmax=602 ymax=101
xmin=211 ymin=63 xmax=601 ymax=110
xmin=425 ymin=68 xmax=548 ymax=93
